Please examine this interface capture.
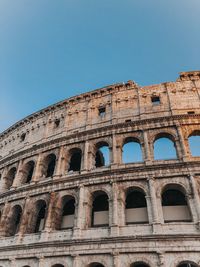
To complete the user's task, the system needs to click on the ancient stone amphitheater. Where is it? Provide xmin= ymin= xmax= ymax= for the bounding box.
xmin=0 ymin=71 xmax=200 ymax=267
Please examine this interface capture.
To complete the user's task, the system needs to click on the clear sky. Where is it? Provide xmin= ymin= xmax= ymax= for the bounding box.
xmin=0 ymin=0 xmax=200 ymax=133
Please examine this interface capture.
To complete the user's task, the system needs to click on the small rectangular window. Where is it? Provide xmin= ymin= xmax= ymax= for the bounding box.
xmin=125 ymin=119 xmax=131 ymax=122
xmin=54 ymin=119 xmax=60 ymax=128
xmin=187 ymin=111 xmax=195 ymax=114
xmin=151 ymin=96 xmax=160 ymax=105
xmin=99 ymin=107 xmax=106 ymax=118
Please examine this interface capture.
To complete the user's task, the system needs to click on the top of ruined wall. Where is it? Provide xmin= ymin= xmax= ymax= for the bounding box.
xmin=0 ymin=71 xmax=199 ymax=159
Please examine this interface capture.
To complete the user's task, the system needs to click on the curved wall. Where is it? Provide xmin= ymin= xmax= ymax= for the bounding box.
xmin=0 ymin=71 xmax=200 ymax=267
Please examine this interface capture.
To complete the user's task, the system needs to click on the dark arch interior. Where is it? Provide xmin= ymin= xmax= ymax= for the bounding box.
xmin=7 ymin=167 xmax=17 ymax=189
xmin=62 ymin=197 xmax=75 ymax=216
xmin=25 ymin=161 xmax=35 ymax=183
xmin=68 ymin=149 xmax=82 ymax=172
xmin=46 ymin=154 xmax=56 ymax=178
xmin=52 ymin=265 xmax=65 ymax=267
xmin=92 ymin=192 xmax=109 ymax=227
xmin=126 ymin=190 xmax=146 ymax=209
xmin=9 ymin=205 xmax=22 ymax=236
xmin=89 ymin=263 xmax=105 ymax=267
xmin=162 ymin=189 xmax=187 ymax=206
xmin=131 ymin=263 xmax=149 ymax=267
xmin=60 ymin=196 xmax=75 ymax=229
xmin=178 ymin=263 xmax=197 ymax=267
xmin=93 ymin=193 xmax=109 ymax=212
xmin=34 ymin=201 xmax=46 ymax=233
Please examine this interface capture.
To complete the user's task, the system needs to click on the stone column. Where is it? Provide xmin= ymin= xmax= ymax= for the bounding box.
xmin=17 ymin=197 xmax=31 ymax=237
xmin=112 ymin=134 xmax=121 ymax=165
xmin=0 ymin=167 xmax=8 ymax=193
xmin=73 ymin=185 xmax=85 ymax=237
xmin=145 ymin=195 xmax=153 ymax=224
xmin=73 ymin=255 xmax=80 ymax=267
xmin=143 ymin=131 xmax=152 ymax=163
xmin=12 ymin=160 xmax=23 ymax=188
xmin=148 ymin=177 xmax=161 ymax=234
xmin=83 ymin=141 xmax=90 ymax=171
xmin=10 ymin=258 xmax=16 ymax=267
xmin=148 ymin=177 xmax=159 ymax=223
xmin=0 ymin=202 xmax=11 ymax=236
xmin=111 ymin=182 xmax=119 ymax=227
xmin=32 ymin=153 xmax=43 ymax=182
xmin=189 ymin=174 xmax=200 ymax=225
xmin=176 ymin=125 xmax=187 ymax=160
xmin=44 ymin=192 xmax=57 ymax=232
xmin=158 ymin=252 xmax=165 ymax=267
xmin=113 ymin=252 xmax=120 ymax=267
xmin=54 ymin=146 xmax=65 ymax=178
xmin=38 ymin=257 xmax=45 ymax=267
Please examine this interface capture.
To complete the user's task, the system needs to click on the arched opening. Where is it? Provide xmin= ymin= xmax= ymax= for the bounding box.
xmin=92 ymin=191 xmax=109 ymax=227
xmin=188 ymin=131 xmax=200 ymax=156
xmin=162 ymin=186 xmax=191 ymax=222
xmin=52 ymin=265 xmax=65 ymax=267
xmin=34 ymin=200 xmax=47 ymax=233
xmin=154 ymin=135 xmax=177 ymax=160
xmin=44 ymin=154 xmax=56 ymax=178
xmin=122 ymin=138 xmax=143 ymax=163
xmin=89 ymin=263 xmax=105 ymax=267
xmin=68 ymin=148 xmax=82 ymax=172
xmin=125 ymin=189 xmax=148 ymax=224
xmin=60 ymin=196 xmax=75 ymax=229
xmin=95 ymin=142 xmax=110 ymax=168
xmin=7 ymin=205 xmax=22 ymax=236
xmin=5 ymin=167 xmax=17 ymax=190
xmin=177 ymin=262 xmax=198 ymax=267
xmin=131 ymin=263 xmax=150 ymax=267
xmin=22 ymin=161 xmax=35 ymax=184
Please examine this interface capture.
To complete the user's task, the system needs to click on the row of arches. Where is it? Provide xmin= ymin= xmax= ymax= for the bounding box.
xmin=1 ymin=184 xmax=192 ymax=237
xmin=0 ymin=131 xmax=200 ymax=193
xmin=1 ymin=130 xmax=200 ymax=191
xmin=17 ymin=261 xmax=199 ymax=267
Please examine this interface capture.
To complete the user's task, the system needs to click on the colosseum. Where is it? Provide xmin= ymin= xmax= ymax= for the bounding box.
xmin=0 ymin=71 xmax=200 ymax=267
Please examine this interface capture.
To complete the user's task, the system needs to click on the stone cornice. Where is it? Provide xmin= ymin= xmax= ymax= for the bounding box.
xmin=0 ymin=233 xmax=199 ymax=254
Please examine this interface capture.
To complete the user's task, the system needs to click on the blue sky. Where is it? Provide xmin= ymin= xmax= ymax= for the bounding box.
xmin=0 ymin=0 xmax=200 ymax=133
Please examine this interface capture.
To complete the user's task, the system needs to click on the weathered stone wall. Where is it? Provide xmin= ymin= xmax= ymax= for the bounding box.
xmin=0 ymin=71 xmax=199 ymax=266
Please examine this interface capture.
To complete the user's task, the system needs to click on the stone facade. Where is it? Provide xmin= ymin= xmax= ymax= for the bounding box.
xmin=0 ymin=71 xmax=200 ymax=267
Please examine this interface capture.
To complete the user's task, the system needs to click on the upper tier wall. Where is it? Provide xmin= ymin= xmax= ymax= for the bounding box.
xmin=0 ymin=71 xmax=200 ymax=159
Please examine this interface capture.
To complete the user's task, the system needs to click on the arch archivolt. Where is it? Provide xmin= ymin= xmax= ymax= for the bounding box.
xmin=21 ymin=156 xmax=37 ymax=166
xmin=170 ymin=254 xmax=200 ymax=267
xmin=58 ymin=189 xmax=78 ymax=204
xmin=90 ymin=137 xmax=112 ymax=154
xmin=87 ymin=184 xmax=112 ymax=202
xmin=63 ymin=143 xmax=84 ymax=172
xmin=80 ymin=254 xmax=111 ymax=267
xmin=156 ymin=178 xmax=191 ymax=198
xmin=118 ymin=131 xmax=143 ymax=147
xmin=120 ymin=181 xmax=148 ymax=203
xmin=9 ymin=199 xmax=25 ymax=210
xmin=120 ymin=253 xmax=156 ymax=267
xmin=43 ymin=256 xmax=71 ymax=267
xmin=148 ymin=128 xmax=178 ymax=143
xmin=182 ymin=125 xmax=200 ymax=139
xmin=42 ymin=148 xmax=59 ymax=159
